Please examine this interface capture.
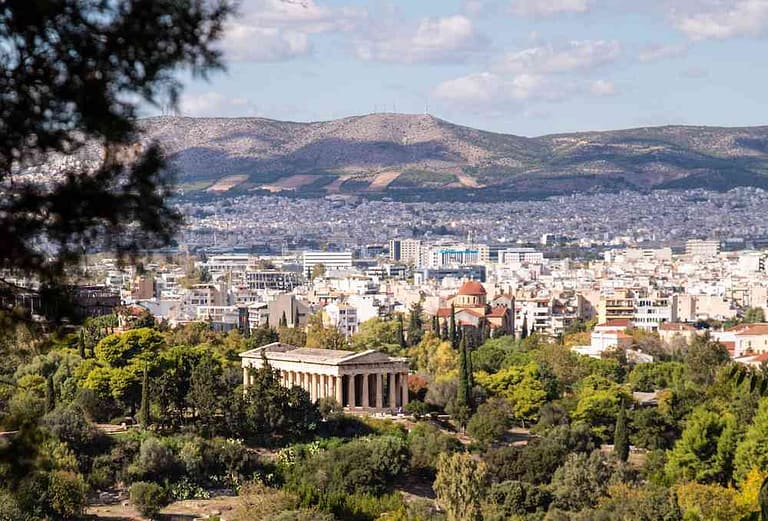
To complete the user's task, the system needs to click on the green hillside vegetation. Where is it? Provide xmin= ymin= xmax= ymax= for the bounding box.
xmin=2 ymin=312 xmax=768 ymax=520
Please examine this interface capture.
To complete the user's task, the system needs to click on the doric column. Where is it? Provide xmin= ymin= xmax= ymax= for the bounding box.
xmin=335 ymin=375 xmax=343 ymax=404
xmin=376 ymin=373 xmax=383 ymax=409
xmin=389 ymin=373 xmax=397 ymax=408
xmin=401 ymin=372 xmax=409 ymax=409
xmin=309 ymin=373 xmax=316 ymax=401
xmin=362 ymin=373 xmax=369 ymax=408
xmin=243 ymin=366 xmax=250 ymax=387
xmin=347 ymin=373 xmax=356 ymax=407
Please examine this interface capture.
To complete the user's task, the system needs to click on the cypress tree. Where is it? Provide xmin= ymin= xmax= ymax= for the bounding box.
xmin=449 ymin=304 xmax=457 ymax=349
xmin=520 ymin=314 xmax=529 ymax=340
xmin=396 ymin=314 xmax=406 ymax=349
xmin=139 ymin=365 xmax=150 ymax=429
xmin=78 ymin=329 xmax=86 ymax=359
xmin=280 ymin=311 xmax=288 ymax=328
xmin=614 ymin=400 xmax=629 ymax=462
xmin=457 ymin=333 xmax=470 ymax=408
xmin=294 ymin=306 xmax=300 ymax=327
xmin=432 ymin=315 xmax=439 ymax=334
xmin=45 ymin=374 xmax=55 ymax=412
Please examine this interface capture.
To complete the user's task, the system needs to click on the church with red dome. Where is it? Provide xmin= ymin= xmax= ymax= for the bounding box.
xmin=433 ymin=280 xmax=515 ymax=341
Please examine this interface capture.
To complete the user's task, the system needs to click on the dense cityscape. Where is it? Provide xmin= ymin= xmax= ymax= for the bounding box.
xmin=178 ymin=187 xmax=768 ymax=253
xmin=7 ymin=2 xmax=768 ymax=521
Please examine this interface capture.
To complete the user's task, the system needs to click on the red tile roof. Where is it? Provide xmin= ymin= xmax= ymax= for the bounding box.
xmin=458 ymin=280 xmax=486 ymax=296
xmin=597 ymin=319 xmax=632 ymax=328
xmin=659 ymin=322 xmax=695 ymax=332
xmin=733 ymin=324 xmax=768 ymax=336
xmin=488 ymin=306 xmax=509 ymax=317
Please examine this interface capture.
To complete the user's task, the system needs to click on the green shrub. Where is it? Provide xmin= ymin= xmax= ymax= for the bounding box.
xmin=130 ymin=481 xmax=168 ymax=519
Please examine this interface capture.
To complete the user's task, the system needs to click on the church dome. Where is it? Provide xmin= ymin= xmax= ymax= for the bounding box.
xmin=457 ymin=280 xmax=486 ymax=296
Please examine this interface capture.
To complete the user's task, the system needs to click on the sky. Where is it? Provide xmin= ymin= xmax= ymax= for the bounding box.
xmin=169 ymin=0 xmax=768 ymax=136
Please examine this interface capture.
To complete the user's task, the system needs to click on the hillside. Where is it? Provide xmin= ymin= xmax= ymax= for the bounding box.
xmin=136 ymin=114 xmax=768 ymax=200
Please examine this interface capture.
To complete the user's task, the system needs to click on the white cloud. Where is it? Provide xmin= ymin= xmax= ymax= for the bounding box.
xmin=510 ymin=0 xmax=590 ymax=17
xmin=219 ymin=0 xmax=364 ymax=62
xmin=238 ymin=0 xmax=362 ymax=32
xmin=180 ymin=92 xmax=259 ymax=117
xmin=496 ymin=40 xmax=622 ymax=74
xmin=222 ymin=24 xmax=310 ymax=61
xmin=356 ymin=15 xmax=487 ymax=64
xmin=674 ymin=0 xmax=768 ymax=40
xmin=589 ymin=79 xmax=617 ymax=96
xmin=432 ymin=71 xmax=569 ymax=106
xmin=637 ymin=43 xmax=688 ymax=62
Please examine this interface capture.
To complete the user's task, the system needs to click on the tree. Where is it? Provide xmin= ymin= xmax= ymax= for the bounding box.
xmin=407 ymin=302 xmax=424 ymax=347
xmin=130 ymin=481 xmax=168 ymax=519
xmin=138 ymin=364 xmax=150 ymax=428
xmin=280 ymin=311 xmax=288 ymax=328
xmin=475 ymin=363 xmax=551 ymax=425
xmin=407 ymin=422 xmax=461 ymax=476
xmin=665 ymin=407 xmax=737 ymax=485
xmin=675 ymin=482 xmax=748 ymax=521
xmin=550 ymin=450 xmax=617 ymax=511
xmin=457 ymin=334 xmax=471 ymax=415
xmin=186 ymin=354 xmax=226 ymax=435
xmin=396 ymin=314 xmax=406 ymax=350
xmin=684 ymin=333 xmax=730 ymax=387
xmin=734 ymin=397 xmax=768 ymax=483
xmin=311 ymin=263 xmax=326 ymax=279
xmin=305 ymin=314 xmax=348 ymax=350
xmin=449 ymin=304 xmax=457 ymax=349
xmin=520 ymin=315 xmax=529 ymax=340
xmin=351 ymin=317 xmax=402 ymax=354
xmin=45 ymin=374 xmax=55 ymax=413
xmin=614 ymin=400 xmax=629 ymax=462
xmin=77 ymin=329 xmax=86 ymax=359
xmin=434 ymin=452 xmax=487 ymax=521
xmin=0 ymin=0 xmax=231 ymax=300
xmin=744 ymin=307 xmax=766 ymax=323
xmin=467 ymin=398 xmax=511 ymax=447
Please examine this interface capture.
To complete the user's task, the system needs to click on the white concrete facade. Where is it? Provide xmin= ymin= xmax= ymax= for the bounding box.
xmin=239 ymin=342 xmax=410 ymax=412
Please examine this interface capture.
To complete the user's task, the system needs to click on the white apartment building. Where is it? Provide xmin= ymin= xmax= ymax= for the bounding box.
xmin=303 ymin=251 xmax=353 ymax=277
xmin=325 ymin=303 xmax=359 ymax=337
xmin=633 ymin=294 xmax=676 ymax=332
xmin=686 ymin=240 xmax=720 ymax=257
xmin=423 ymin=244 xmax=490 ymax=268
xmin=200 ymin=254 xmax=253 ymax=273
xmin=500 ymin=248 xmax=544 ymax=265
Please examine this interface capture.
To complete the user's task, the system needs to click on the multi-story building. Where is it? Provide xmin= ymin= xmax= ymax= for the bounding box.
xmin=325 ymin=303 xmax=359 ymax=337
xmin=303 ymin=251 xmax=353 ymax=277
xmin=245 ymin=270 xmax=301 ymax=291
xmin=423 ymin=244 xmax=490 ymax=268
xmin=389 ymin=239 xmax=422 ymax=265
xmin=633 ymin=292 xmax=676 ymax=331
xmin=499 ymin=248 xmax=544 ymax=265
xmin=598 ymin=289 xmax=636 ymax=324
xmin=686 ymin=239 xmax=720 ymax=257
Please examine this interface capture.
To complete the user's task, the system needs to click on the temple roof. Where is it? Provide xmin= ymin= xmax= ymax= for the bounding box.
xmin=239 ymin=342 xmax=406 ymax=366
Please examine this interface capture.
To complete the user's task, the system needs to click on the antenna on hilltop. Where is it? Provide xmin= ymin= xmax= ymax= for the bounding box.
xmin=424 ymin=99 xmax=429 ymax=115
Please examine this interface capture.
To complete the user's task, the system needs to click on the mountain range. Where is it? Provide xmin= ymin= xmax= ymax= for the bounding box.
xmin=137 ymin=113 xmax=768 ymax=201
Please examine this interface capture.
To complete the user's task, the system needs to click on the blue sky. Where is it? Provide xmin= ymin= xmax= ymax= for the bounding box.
xmin=171 ymin=0 xmax=768 ymax=136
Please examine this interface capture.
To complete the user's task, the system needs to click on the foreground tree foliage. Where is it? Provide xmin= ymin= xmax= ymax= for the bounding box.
xmin=0 ymin=0 xmax=231 ymax=296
